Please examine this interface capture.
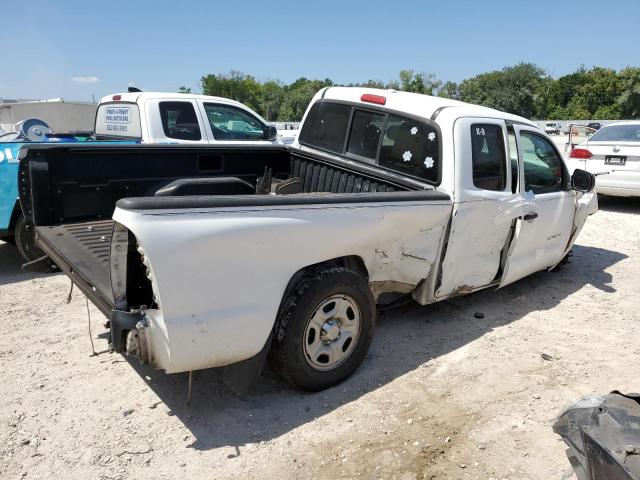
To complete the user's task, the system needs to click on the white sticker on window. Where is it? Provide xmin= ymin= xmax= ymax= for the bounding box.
xmin=428 ymin=132 xmax=436 ymax=141
xmin=402 ymin=151 xmax=413 ymax=162
xmin=410 ymin=126 xmax=418 ymax=135
xmin=424 ymin=156 xmax=434 ymax=168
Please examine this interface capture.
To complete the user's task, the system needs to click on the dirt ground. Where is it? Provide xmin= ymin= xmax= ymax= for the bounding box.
xmin=1 ymin=195 xmax=639 ymax=480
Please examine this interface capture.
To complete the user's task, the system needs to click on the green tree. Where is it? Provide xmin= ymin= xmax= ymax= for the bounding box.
xmin=278 ymin=77 xmax=334 ymax=121
xmin=618 ymin=67 xmax=640 ymax=118
xmin=178 ymin=86 xmax=192 ymax=94
xmin=438 ymin=81 xmax=460 ymax=100
xmin=578 ymin=67 xmax=622 ymax=115
xmin=459 ymin=63 xmax=546 ymax=118
xmin=201 ymin=71 xmax=262 ymax=112
xmin=259 ymin=80 xmax=285 ymax=121
xmin=396 ymin=70 xmax=441 ymax=95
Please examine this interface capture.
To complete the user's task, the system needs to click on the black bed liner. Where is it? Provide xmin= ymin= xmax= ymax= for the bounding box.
xmin=36 ymin=220 xmax=114 ymax=316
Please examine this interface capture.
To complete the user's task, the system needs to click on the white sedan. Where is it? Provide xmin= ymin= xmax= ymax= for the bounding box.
xmin=566 ymin=121 xmax=640 ymax=197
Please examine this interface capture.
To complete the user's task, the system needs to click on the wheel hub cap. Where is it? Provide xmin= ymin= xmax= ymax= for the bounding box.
xmin=321 ymin=320 xmax=340 ymax=342
xmin=303 ymin=294 xmax=361 ymax=371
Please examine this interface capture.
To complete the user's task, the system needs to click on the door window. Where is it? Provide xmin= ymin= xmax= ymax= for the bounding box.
xmin=520 ymin=132 xmax=564 ymax=194
xmin=204 ymin=104 xmax=267 ymax=140
xmin=470 ymin=124 xmax=506 ymax=191
xmin=159 ymin=101 xmax=201 ymax=141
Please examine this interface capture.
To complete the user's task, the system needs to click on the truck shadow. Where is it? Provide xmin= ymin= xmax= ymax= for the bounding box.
xmin=0 ymin=241 xmax=54 ymax=286
xmin=597 ymin=194 xmax=640 ymax=213
xmin=127 ymin=243 xmax=626 ymax=452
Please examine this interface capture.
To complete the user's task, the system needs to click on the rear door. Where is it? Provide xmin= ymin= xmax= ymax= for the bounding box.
xmin=499 ymin=126 xmax=575 ymax=287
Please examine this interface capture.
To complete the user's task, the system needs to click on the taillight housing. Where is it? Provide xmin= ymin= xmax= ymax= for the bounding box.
xmin=569 ymin=148 xmax=592 ymax=159
xmin=112 ymin=95 xmax=122 ymax=101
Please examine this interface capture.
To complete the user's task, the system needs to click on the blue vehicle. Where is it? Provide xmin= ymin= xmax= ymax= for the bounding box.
xmin=0 ymin=142 xmax=24 ymax=252
xmin=1 ymin=122 xmax=134 ymax=261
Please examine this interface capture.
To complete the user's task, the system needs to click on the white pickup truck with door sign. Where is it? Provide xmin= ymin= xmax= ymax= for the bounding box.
xmin=20 ymin=88 xmax=597 ymax=393
xmin=95 ymin=91 xmax=280 ymax=144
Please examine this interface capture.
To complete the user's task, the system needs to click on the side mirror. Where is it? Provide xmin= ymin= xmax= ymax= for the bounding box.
xmin=571 ymin=169 xmax=595 ymax=192
xmin=265 ymin=124 xmax=278 ymax=141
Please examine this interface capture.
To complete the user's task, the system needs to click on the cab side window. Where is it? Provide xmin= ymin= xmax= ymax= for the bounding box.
xmin=470 ymin=124 xmax=506 ymax=191
xmin=520 ymin=132 xmax=564 ymax=194
xmin=159 ymin=101 xmax=201 ymax=141
xmin=204 ymin=104 xmax=267 ymax=140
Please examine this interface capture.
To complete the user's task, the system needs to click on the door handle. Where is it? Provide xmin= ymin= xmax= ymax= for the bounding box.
xmin=522 ymin=213 xmax=538 ymax=221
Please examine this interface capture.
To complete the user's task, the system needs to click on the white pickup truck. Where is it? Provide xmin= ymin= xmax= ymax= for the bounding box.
xmin=21 ymin=87 xmax=597 ymax=393
xmin=95 ymin=91 xmax=279 ymax=144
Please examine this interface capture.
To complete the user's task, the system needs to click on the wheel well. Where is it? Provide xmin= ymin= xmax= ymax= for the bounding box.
xmin=282 ymin=256 xmax=369 ymax=301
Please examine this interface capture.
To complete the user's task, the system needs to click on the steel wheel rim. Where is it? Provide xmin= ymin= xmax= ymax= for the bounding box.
xmin=303 ymin=294 xmax=361 ymax=371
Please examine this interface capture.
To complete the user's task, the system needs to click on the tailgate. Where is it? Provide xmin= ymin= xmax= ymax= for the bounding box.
xmin=36 ymin=220 xmax=115 ymax=315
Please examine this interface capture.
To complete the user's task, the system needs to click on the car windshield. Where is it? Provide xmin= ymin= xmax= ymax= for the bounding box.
xmin=589 ymin=124 xmax=640 ymax=142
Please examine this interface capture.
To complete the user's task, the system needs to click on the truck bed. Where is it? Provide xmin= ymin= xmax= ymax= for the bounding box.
xmin=36 ymin=220 xmax=114 ymax=315
xmin=20 ymin=143 xmax=423 ymax=317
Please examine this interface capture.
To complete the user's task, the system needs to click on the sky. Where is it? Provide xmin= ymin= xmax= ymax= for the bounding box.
xmin=2 ymin=0 xmax=639 ymax=102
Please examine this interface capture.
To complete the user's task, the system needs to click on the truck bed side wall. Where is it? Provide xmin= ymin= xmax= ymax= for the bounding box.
xmin=114 ymin=191 xmax=452 ymax=373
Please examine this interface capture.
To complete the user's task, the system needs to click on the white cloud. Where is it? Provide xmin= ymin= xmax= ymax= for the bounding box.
xmin=71 ymin=76 xmax=99 ymax=84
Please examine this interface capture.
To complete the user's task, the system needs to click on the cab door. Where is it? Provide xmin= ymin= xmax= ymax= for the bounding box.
xmin=435 ymin=118 xmax=521 ymax=299
xmin=499 ymin=126 xmax=575 ymax=287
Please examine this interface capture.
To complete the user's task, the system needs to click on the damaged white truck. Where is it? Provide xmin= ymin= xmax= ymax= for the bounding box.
xmin=20 ymin=88 xmax=597 ymax=393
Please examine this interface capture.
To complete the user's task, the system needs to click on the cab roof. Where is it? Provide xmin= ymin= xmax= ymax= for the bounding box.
xmin=98 ymin=91 xmax=255 ymax=110
xmin=320 ymin=87 xmax=537 ymax=127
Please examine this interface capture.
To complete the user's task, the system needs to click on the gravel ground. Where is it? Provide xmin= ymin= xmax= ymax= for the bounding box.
xmin=1 ymin=195 xmax=639 ymax=480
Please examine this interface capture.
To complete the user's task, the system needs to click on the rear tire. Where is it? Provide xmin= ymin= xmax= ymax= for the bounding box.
xmin=270 ymin=266 xmax=376 ymax=391
xmin=14 ymin=214 xmax=45 ymax=262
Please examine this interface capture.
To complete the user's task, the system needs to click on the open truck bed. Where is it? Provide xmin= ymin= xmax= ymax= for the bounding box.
xmin=19 ymin=142 xmax=420 ymax=321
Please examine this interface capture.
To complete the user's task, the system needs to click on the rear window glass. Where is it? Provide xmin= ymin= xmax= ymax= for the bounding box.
xmin=298 ymin=102 xmax=350 ymax=153
xmin=347 ymin=110 xmax=385 ymax=159
xmin=159 ymin=101 xmax=201 ymax=141
xmin=589 ymin=124 xmax=640 ymax=142
xmin=299 ymin=101 xmax=440 ymax=184
xmin=471 ymin=124 xmax=506 ymax=191
xmin=378 ymin=115 xmax=439 ymax=184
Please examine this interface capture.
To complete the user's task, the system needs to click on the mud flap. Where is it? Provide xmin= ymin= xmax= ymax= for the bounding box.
xmin=222 ymin=333 xmax=272 ymax=397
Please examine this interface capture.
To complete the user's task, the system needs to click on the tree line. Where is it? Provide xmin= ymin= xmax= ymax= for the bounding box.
xmin=182 ymin=63 xmax=640 ymax=121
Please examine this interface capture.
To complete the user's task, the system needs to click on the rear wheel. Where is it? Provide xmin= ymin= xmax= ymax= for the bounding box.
xmin=14 ymin=214 xmax=45 ymax=262
xmin=270 ymin=266 xmax=376 ymax=391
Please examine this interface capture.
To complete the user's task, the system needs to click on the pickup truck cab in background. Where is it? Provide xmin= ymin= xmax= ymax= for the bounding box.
xmin=21 ymin=87 xmax=597 ymax=393
xmin=95 ymin=91 xmax=278 ymax=145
